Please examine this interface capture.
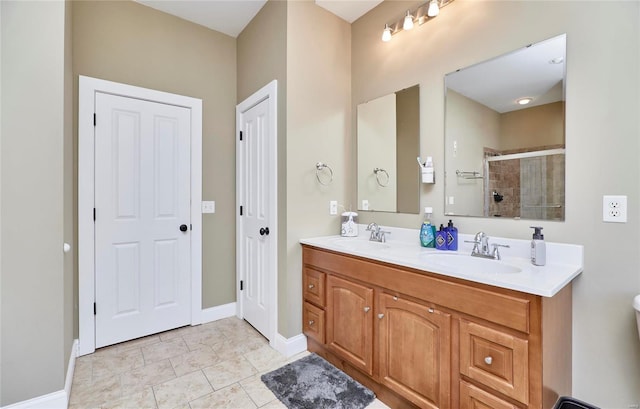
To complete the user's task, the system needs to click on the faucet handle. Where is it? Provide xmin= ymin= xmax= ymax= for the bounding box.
xmin=491 ymin=243 xmax=510 ymax=260
xmin=366 ymin=222 xmax=379 ymax=232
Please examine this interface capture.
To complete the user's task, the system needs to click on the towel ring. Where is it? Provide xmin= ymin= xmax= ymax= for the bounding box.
xmin=316 ymin=162 xmax=334 ymax=186
xmin=373 ymin=167 xmax=390 ymax=187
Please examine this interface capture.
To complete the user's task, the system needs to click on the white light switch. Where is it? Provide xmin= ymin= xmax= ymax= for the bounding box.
xmin=329 ymin=200 xmax=338 ymax=215
xmin=202 ymin=201 xmax=215 ymax=214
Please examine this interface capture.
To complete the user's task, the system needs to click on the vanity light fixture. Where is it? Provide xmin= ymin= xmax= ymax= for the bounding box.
xmin=517 ymin=97 xmax=533 ymax=105
xmin=382 ymin=24 xmax=392 ymax=42
xmin=381 ymin=0 xmax=453 ymax=42
xmin=427 ymin=0 xmax=440 ymax=17
xmin=403 ymin=10 xmax=414 ymax=30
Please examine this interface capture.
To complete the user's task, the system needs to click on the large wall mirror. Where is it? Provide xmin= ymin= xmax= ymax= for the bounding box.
xmin=444 ymin=34 xmax=566 ymax=221
xmin=357 ymin=85 xmax=420 ymax=214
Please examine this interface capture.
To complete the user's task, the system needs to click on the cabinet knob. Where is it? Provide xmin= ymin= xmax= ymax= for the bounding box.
xmin=364 ymin=306 xmax=371 ymax=313
xmin=308 ymin=320 xmax=315 ymax=326
xmin=308 ymin=284 xmax=314 ymax=289
xmin=428 ymin=308 xmax=434 ymax=313
xmin=484 ymin=356 xmax=493 ymax=365
xmin=378 ymin=313 xmax=385 ymax=319
xmin=393 ymin=296 xmax=398 ymax=301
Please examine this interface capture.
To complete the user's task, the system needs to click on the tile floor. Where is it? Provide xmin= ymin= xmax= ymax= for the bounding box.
xmin=70 ymin=317 xmax=390 ymax=409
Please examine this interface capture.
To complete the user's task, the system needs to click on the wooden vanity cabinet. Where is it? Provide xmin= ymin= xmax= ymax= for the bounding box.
xmin=302 ymin=245 xmax=572 ymax=409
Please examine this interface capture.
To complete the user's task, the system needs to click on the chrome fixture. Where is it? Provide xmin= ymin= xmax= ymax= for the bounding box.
xmin=366 ymin=222 xmax=391 ymax=243
xmin=465 ymin=232 xmax=510 ymax=260
xmin=380 ymin=0 xmax=454 ymax=42
xmin=373 ymin=167 xmax=390 ymax=187
xmin=315 ymin=162 xmax=334 ymax=186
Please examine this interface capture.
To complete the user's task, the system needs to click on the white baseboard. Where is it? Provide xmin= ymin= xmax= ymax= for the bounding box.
xmin=1 ymin=339 xmax=78 ymax=409
xmin=273 ymin=333 xmax=307 ymax=358
xmin=200 ymin=302 xmax=237 ymax=324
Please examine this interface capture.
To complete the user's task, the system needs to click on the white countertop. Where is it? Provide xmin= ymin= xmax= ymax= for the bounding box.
xmin=300 ymin=225 xmax=583 ymax=297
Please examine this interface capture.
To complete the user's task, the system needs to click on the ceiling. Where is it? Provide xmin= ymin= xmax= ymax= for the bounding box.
xmin=134 ymin=0 xmax=383 ymax=38
xmin=446 ymin=35 xmax=566 ymax=113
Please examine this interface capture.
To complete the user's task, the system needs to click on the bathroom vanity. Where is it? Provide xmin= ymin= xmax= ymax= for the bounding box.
xmin=300 ymin=232 xmax=582 ymax=409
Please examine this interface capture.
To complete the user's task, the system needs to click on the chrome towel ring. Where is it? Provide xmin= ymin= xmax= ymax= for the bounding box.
xmin=316 ymin=162 xmax=334 ymax=186
xmin=373 ymin=167 xmax=390 ymax=187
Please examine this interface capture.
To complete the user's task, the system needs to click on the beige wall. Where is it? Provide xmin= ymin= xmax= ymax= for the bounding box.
xmin=0 ymin=1 xmax=69 ymax=404
xmin=500 ymin=101 xmax=565 ymax=150
xmin=352 ymin=1 xmax=640 ymax=406
xmin=285 ymin=1 xmax=351 ymax=337
xmin=237 ymin=0 xmax=289 ymax=335
xmin=445 ymin=90 xmax=499 ymax=216
xmin=396 ymin=85 xmax=420 ymax=214
xmin=73 ymin=0 xmax=237 ymax=309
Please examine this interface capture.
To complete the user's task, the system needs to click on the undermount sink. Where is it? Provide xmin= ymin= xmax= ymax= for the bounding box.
xmin=421 ymin=253 xmax=522 ymax=274
xmin=327 ymin=238 xmax=390 ymax=251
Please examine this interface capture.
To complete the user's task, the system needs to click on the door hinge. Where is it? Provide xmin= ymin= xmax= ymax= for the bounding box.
xmin=93 ymin=302 xmax=96 ymax=315
xmin=93 ymin=208 xmax=96 ymax=221
xmin=240 ymin=280 xmax=244 ymax=291
xmin=93 ymin=113 xmax=96 ymax=126
xmin=190 ymin=224 xmax=192 ymax=231
xmin=240 ymin=206 xmax=243 ymax=216
xmin=239 ymin=131 xmax=243 ymax=141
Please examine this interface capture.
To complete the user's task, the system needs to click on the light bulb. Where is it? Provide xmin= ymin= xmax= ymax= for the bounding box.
xmin=403 ymin=11 xmax=414 ymax=30
xmin=382 ymin=24 xmax=392 ymax=42
xmin=517 ymin=97 xmax=533 ymax=105
xmin=427 ymin=0 xmax=440 ymax=17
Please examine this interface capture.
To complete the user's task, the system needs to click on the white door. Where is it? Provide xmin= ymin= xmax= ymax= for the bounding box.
xmin=94 ymin=92 xmax=191 ymax=348
xmin=237 ymin=95 xmax=274 ymax=339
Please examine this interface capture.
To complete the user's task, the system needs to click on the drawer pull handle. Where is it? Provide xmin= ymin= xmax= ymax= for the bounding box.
xmin=378 ymin=313 xmax=385 ymax=319
xmin=308 ymin=320 xmax=315 ymax=326
xmin=484 ymin=356 xmax=493 ymax=365
xmin=308 ymin=284 xmax=315 ymax=289
xmin=364 ymin=307 xmax=371 ymax=313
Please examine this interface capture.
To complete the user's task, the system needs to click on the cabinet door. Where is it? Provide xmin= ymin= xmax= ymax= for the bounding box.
xmin=326 ymin=275 xmax=374 ymax=375
xmin=378 ymin=294 xmax=451 ymax=409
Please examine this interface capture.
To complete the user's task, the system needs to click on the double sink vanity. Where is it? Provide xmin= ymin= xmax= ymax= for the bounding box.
xmin=300 ymin=226 xmax=583 ymax=409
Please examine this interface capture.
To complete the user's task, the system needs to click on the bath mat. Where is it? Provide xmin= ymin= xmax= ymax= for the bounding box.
xmin=261 ymin=353 xmax=376 ymax=409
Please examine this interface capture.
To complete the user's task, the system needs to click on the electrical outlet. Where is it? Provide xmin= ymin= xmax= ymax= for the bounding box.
xmin=603 ymin=195 xmax=627 ymax=223
xmin=329 ymin=200 xmax=338 ymax=215
xmin=201 ymin=201 xmax=215 ymax=213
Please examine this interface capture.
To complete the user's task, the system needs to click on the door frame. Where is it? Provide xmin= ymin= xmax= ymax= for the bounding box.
xmin=78 ymin=75 xmax=203 ymax=356
xmin=235 ymin=80 xmax=278 ymax=346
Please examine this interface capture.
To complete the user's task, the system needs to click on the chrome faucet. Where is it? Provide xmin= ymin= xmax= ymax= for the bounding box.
xmin=366 ymin=222 xmax=391 ymax=243
xmin=465 ymin=231 xmax=509 ymax=260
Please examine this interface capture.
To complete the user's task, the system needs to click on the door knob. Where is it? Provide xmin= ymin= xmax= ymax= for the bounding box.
xmin=259 ymin=227 xmax=270 ymax=236
xmin=179 ymin=224 xmax=188 ymax=232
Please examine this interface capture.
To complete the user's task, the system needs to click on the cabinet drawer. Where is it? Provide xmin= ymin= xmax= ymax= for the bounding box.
xmin=459 ymin=381 xmax=519 ymax=409
xmin=303 ymin=268 xmax=325 ymax=307
xmin=460 ymin=320 xmax=529 ymax=405
xmin=303 ymin=301 xmax=325 ymax=344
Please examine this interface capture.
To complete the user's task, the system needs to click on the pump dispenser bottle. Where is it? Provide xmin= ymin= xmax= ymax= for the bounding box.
xmin=530 ymin=226 xmax=546 ymax=266
xmin=420 ymin=207 xmax=436 ymax=248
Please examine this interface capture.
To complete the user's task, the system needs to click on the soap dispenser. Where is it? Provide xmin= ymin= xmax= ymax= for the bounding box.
xmin=530 ymin=226 xmax=546 ymax=266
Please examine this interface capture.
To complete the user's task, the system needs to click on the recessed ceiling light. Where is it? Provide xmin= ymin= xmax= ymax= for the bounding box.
xmin=549 ymin=57 xmax=564 ymax=64
xmin=517 ymin=97 xmax=533 ymax=105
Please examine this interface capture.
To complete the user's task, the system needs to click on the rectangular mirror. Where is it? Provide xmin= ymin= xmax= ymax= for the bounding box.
xmin=357 ymin=85 xmax=420 ymax=214
xmin=444 ymin=34 xmax=566 ymax=220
